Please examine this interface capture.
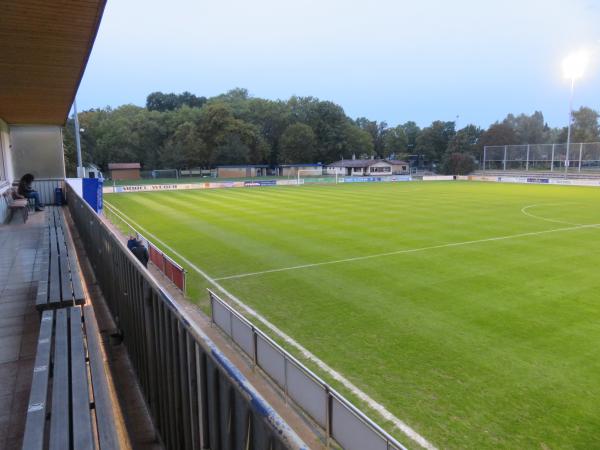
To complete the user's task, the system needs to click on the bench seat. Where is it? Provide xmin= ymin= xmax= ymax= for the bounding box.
xmin=22 ymin=306 xmax=124 ymax=450
xmin=36 ymin=207 xmax=85 ymax=311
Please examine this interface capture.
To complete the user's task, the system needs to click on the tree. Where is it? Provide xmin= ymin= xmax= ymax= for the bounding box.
xmin=502 ymin=111 xmax=547 ymax=144
xmin=415 ymin=121 xmax=455 ymax=163
xmin=382 ymin=125 xmax=408 ymax=158
xmin=400 ymin=121 xmax=421 ymax=151
xmin=441 ymin=153 xmax=476 ymax=175
xmin=213 ymin=134 xmax=250 ymax=165
xmin=479 ymin=122 xmax=518 ymax=148
xmin=162 ymin=121 xmax=208 ymax=168
xmin=447 ymin=125 xmax=482 ymax=157
xmin=342 ymin=124 xmax=374 ymax=159
xmin=570 ymin=107 xmax=600 ymax=143
xmin=245 ymin=98 xmax=290 ymax=165
xmin=146 ymin=91 xmax=207 ymax=112
xmin=279 ymin=123 xmax=317 ymax=163
xmin=356 ymin=118 xmax=387 ymax=156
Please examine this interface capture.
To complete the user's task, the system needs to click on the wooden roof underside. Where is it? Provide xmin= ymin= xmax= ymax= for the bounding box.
xmin=0 ymin=0 xmax=107 ymax=125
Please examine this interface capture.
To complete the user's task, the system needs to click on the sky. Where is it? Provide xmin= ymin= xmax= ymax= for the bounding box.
xmin=77 ymin=0 xmax=600 ymax=129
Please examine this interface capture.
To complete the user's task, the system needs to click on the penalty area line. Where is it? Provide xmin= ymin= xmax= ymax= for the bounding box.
xmin=215 ymin=221 xmax=600 ymax=281
xmin=103 ymin=201 xmax=438 ymax=450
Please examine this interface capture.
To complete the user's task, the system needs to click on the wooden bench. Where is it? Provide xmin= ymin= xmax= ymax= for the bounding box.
xmin=36 ymin=207 xmax=85 ymax=311
xmin=2 ymin=187 xmax=28 ymax=223
xmin=22 ymin=305 xmax=123 ymax=450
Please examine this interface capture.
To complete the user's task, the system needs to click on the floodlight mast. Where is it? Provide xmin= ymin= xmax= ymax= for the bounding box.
xmin=562 ymin=50 xmax=589 ymax=177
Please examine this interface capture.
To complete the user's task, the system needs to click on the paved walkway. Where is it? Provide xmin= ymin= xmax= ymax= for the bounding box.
xmin=0 ymin=211 xmax=46 ymax=449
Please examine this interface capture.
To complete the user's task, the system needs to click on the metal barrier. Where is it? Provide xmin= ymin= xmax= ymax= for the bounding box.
xmin=103 ymin=201 xmax=186 ymax=293
xmin=65 ymin=182 xmax=307 ymax=450
xmin=32 ymin=178 xmax=64 ymax=205
xmin=209 ymin=290 xmax=408 ymax=450
xmin=483 ymin=143 xmax=600 ymax=172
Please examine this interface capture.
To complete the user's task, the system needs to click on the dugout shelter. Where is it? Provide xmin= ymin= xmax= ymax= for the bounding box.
xmin=108 ymin=162 xmax=141 ymax=180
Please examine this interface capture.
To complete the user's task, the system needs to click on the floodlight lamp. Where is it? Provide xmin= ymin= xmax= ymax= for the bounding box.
xmin=562 ymin=50 xmax=589 ymax=80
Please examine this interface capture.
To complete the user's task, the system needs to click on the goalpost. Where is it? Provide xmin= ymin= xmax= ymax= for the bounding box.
xmin=297 ymin=168 xmax=338 ymax=185
xmin=151 ymin=169 xmax=179 ymax=180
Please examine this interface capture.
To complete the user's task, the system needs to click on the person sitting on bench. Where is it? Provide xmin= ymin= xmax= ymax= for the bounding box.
xmin=17 ymin=173 xmax=44 ymax=211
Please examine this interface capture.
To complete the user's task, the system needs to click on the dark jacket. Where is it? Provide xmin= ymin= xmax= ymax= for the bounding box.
xmin=131 ymin=245 xmax=149 ymax=267
xmin=17 ymin=179 xmax=33 ymax=196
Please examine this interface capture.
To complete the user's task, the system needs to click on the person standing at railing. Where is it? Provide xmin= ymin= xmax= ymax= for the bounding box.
xmin=17 ymin=173 xmax=44 ymax=211
xmin=127 ymin=236 xmax=149 ymax=267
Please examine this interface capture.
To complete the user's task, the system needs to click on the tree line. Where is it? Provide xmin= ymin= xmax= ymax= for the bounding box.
xmin=63 ymin=88 xmax=600 ymax=176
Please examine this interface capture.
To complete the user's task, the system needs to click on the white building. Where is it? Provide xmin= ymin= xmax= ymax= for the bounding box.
xmin=327 ymin=159 xmax=409 ymax=176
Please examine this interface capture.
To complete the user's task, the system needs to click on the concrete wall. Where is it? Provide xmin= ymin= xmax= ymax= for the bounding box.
xmin=0 ymin=120 xmax=12 ymax=223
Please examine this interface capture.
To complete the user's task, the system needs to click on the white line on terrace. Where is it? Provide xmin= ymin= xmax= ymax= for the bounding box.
xmin=215 ymin=220 xmax=600 ymax=281
xmin=103 ymin=201 xmax=437 ymax=450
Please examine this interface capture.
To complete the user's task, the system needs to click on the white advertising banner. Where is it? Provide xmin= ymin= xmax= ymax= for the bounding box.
xmin=423 ymin=175 xmax=455 ymax=181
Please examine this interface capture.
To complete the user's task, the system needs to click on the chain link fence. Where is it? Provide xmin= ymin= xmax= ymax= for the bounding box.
xmin=483 ymin=143 xmax=600 ymax=172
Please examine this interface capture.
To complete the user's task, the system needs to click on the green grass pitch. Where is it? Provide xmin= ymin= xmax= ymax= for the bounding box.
xmin=105 ymin=181 xmax=600 ymax=449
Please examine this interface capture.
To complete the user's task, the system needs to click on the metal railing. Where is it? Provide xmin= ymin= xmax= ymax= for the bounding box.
xmin=65 ymin=182 xmax=307 ymax=450
xmin=209 ymin=290 xmax=408 ymax=450
xmin=32 ymin=178 xmax=64 ymax=205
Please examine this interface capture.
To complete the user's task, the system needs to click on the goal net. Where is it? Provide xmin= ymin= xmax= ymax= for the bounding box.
xmin=297 ymin=168 xmax=337 ymax=185
xmin=150 ymin=169 xmax=179 ymax=179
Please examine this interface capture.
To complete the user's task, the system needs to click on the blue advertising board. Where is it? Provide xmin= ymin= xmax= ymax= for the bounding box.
xmin=82 ymin=178 xmax=103 ymax=213
xmin=343 ymin=176 xmax=412 ymax=183
xmin=244 ymin=180 xmax=277 ymax=187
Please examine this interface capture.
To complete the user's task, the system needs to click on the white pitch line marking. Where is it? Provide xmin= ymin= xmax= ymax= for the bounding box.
xmin=103 ymin=201 xmax=437 ymax=450
xmin=215 ymin=220 xmax=600 ymax=281
xmin=520 ymin=203 xmax=581 ymax=226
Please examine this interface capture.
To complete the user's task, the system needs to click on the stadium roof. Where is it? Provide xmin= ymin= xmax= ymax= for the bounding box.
xmin=108 ymin=163 xmax=141 ymax=170
xmin=279 ymin=163 xmax=322 ymax=167
xmin=0 ymin=0 xmax=107 ymax=125
xmin=329 ymin=159 xmax=408 ymax=168
xmin=217 ymin=164 xmax=270 ymax=168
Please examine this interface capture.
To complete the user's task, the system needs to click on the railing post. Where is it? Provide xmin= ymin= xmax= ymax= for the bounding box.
xmin=503 ymin=145 xmax=507 ymax=171
xmin=526 ymin=144 xmax=530 ymax=171
xmin=325 ymin=387 xmax=332 ymax=448
xmin=551 ymin=144 xmax=555 ymax=172
xmin=283 ymin=358 xmax=289 ymax=405
xmin=252 ymin=328 xmax=258 ymax=368
xmin=579 ymin=143 xmax=583 ymax=172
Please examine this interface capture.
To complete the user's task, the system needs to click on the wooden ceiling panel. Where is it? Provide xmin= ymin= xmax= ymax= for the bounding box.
xmin=0 ymin=0 xmax=107 ymax=124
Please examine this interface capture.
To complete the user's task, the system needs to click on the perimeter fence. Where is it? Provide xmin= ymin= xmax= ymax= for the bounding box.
xmin=483 ymin=142 xmax=600 ymax=172
xmin=209 ymin=289 xmax=409 ymax=450
xmin=103 ymin=201 xmax=186 ymax=293
xmin=65 ymin=181 xmax=307 ymax=450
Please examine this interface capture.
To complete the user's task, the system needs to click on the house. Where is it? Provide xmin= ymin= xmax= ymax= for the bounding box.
xmin=328 ymin=159 xmax=409 ymax=176
xmin=386 ymin=160 xmax=410 ymax=174
xmin=83 ymin=163 xmax=103 ymax=179
xmin=216 ymin=165 xmax=269 ymax=178
xmin=108 ymin=162 xmax=141 ymax=180
xmin=279 ymin=163 xmax=322 ymax=177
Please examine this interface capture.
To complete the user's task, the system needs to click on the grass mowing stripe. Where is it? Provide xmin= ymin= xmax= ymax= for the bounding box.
xmin=103 ymin=199 xmax=438 ymax=450
xmin=213 ymin=221 xmax=600 ymax=281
